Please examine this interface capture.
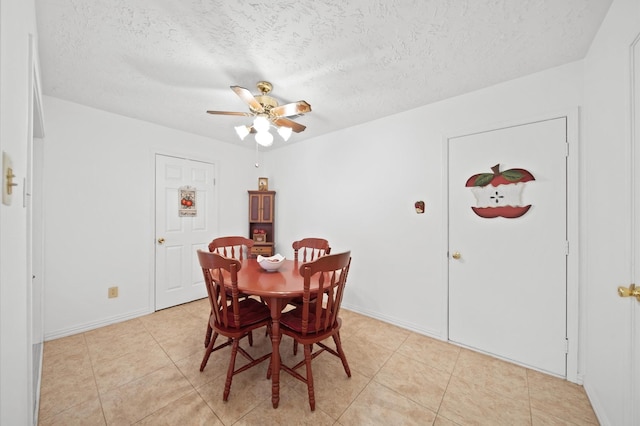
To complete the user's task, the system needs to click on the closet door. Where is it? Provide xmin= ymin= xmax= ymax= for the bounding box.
xmin=448 ymin=117 xmax=568 ymax=376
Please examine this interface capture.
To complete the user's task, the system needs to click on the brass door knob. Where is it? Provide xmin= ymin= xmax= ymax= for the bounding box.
xmin=618 ymin=284 xmax=640 ymax=301
xmin=452 ymin=251 xmax=461 ymax=260
xmin=157 ymin=237 xmax=165 ymax=244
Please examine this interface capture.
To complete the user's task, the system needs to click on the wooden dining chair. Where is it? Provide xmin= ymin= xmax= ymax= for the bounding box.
xmin=289 ymin=237 xmax=332 ymax=353
xmin=292 ymin=237 xmax=331 ymax=263
xmin=208 ymin=235 xmax=254 ymax=260
xmin=275 ymin=251 xmax=352 ymax=411
xmin=291 ymin=238 xmax=331 ymax=308
xmin=204 ymin=236 xmax=255 ymax=348
xmin=197 ymin=250 xmax=272 ymax=401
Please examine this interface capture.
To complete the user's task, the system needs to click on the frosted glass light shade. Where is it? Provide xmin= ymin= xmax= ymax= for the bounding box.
xmin=253 ymin=115 xmax=270 ymax=133
xmin=234 ymin=125 xmax=250 ymax=140
xmin=255 ymin=131 xmax=274 ymax=147
xmin=277 ymin=126 xmax=292 ymax=141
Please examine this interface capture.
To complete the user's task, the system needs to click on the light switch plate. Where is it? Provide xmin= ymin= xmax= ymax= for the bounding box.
xmin=2 ymin=152 xmax=14 ymax=206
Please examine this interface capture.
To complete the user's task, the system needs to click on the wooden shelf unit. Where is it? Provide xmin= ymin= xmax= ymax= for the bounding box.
xmin=248 ymin=190 xmax=275 ymax=257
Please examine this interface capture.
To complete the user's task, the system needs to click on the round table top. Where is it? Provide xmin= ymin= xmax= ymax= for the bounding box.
xmin=234 ymin=258 xmax=319 ymax=298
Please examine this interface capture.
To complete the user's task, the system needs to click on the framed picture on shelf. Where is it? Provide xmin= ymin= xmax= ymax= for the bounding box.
xmin=258 ymin=177 xmax=269 ymax=191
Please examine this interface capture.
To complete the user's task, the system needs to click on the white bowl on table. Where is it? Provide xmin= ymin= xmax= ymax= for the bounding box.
xmin=257 ymin=254 xmax=285 ymax=272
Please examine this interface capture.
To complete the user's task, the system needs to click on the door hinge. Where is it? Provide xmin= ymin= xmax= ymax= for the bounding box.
xmin=564 ymin=338 xmax=569 ymax=354
xmin=565 ymin=241 xmax=570 ymax=255
xmin=565 ymin=142 xmax=569 ymax=157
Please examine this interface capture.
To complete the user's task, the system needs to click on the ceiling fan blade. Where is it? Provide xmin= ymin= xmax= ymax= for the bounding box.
xmin=231 ymin=86 xmax=264 ymax=113
xmin=271 ymin=100 xmax=312 ymax=118
xmin=206 ymin=110 xmax=253 ymax=116
xmin=274 ymin=117 xmax=306 ymax=133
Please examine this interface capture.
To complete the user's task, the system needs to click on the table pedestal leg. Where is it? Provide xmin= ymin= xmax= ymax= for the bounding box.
xmin=269 ymin=299 xmax=285 ymax=408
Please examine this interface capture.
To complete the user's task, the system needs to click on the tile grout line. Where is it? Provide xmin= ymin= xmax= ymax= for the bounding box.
xmin=82 ymin=332 xmax=109 ymax=426
xmin=137 ymin=309 xmax=227 ymax=425
xmin=364 ymin=331 xmax=450 ymax=421
xmin=174 ymin=301 xmax=258 ymax=425
xmin=431 ymin=345 xmax=462 ymax=424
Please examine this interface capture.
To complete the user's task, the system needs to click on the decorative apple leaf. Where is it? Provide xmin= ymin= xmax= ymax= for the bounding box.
xmin=502 ymin=169 xmax=524 ymax=182
xmin=473 ymin=173 xmax=495 ymax=187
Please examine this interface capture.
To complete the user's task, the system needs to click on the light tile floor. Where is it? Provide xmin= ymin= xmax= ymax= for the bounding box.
xmin=38 ymin=298 xmax=599 ymax=425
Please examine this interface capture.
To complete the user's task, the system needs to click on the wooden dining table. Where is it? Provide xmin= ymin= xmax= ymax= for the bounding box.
xmin=225 ymin=257 xmax=319 ymax=409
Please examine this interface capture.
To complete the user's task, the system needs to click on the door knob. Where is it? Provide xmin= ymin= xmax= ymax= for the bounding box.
xmin=157 ymin=237 xmax=165 ymax=244
xmin=618 ymin=284 xmax=640 ymax=301
xmin=452 ymin=251 xmax=461 ymax=260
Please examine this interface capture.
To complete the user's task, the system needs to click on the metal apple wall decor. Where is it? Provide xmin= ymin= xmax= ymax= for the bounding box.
xmin=179 ymin=186 xmax=197 ymax=217
xmin=465 ymin=164 xmax=535 ymax=219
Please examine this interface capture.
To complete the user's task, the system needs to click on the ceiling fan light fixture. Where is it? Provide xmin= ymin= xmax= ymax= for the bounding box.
xmin=234 ymin=125 xmax=250 ymax=140
xmin=253 ymin=115 xmax=270 ymax=133
xmin=255 ymin=130 xmax=274 ymax=147
xmin=277 ymin=126 xmax=292 ymax=141
xmin=207 ymin=82 xmax=311 ymax=146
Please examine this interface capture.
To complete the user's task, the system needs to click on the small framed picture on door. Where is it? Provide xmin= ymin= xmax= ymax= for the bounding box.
xmin=258 ymin=177 xmax=268 ymax=191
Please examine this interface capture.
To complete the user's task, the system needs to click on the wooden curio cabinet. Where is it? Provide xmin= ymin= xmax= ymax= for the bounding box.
xmin=248 ymin=190 xmax=275 ymax=257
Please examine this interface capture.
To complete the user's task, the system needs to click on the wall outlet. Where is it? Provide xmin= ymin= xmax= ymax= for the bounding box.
xmin=108 ymin=286 xmax=118 ymax=298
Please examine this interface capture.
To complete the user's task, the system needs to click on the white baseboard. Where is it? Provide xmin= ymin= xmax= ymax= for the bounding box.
xmin=44 ymin=308 xmax=152 ymax=341
xmin=582 ymin=381 xmax=608 ymax=426
xmin=341 ymin=303 xmax=446 ymax=341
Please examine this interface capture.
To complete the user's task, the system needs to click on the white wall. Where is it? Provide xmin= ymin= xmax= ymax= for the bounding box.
xmin=581 ymin=0 xmax=640 ymax=424
xmin=269 ymin=61 xmax=583 ymax=338
xmin=0 ymin=0 xmax=39 ymax=423
xmin=41 ymin=97 xmax=258 ymax=338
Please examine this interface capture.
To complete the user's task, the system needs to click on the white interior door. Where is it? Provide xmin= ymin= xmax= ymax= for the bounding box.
xmin=448 ymin=117 xmax=568 ymax=376
xmin=155 ymin=154 xmax=216 ymax=310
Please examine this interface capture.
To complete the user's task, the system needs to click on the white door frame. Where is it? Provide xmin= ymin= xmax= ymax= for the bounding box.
xmin=27 ymin=33 xmax=45 ymax=425
xmin=630 ymin=31 xmax=640 ymax=426
xmin=442 ymin=108 xmax=581 ymax=383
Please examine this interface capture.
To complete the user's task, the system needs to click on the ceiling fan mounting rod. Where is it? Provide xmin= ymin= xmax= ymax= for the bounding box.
xmin=256 ymin=81 xmax=273 ymax=95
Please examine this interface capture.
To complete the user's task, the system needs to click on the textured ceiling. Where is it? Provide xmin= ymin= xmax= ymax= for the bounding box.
xmin=35 ymin=0 xmax=612 ymax=149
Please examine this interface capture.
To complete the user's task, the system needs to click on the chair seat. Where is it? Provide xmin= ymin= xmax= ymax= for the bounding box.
xmin=280 ymin=304 xmax=332 ymax=334
xmin=216 ymin=298 xmax=270 ymax=329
